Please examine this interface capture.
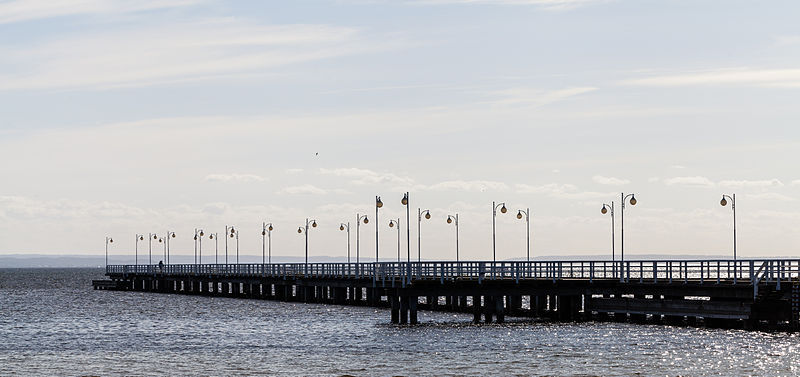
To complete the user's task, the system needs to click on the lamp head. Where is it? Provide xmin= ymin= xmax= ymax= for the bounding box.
xmin=153 ymin=234 xmax=157 ymax=240
xmin=517 ymin=211 xmax=523 ymax=219
xmin=297 ymin=227 xmax=302 ymax=234
xmin=230 ymin=227 xmax=235 ymax=234
xmin=199 ymin=231 xmax=204 ymax=237
xmin=500 ymin=205 xmax=507 ymax=214
xmin=230 ymin=233 xmax=234 ymax=238
xmin=389 ymin=221 xmax=394 ymax=227
xmin=401 ymin=193 xmax=408 ymax=206
xmin=447 ymin=216 xmax=452 ymax=224
xmin=363 ymin=217 xmax=369 ymax=224
xmin=425 ymin=211 xmax=431 ymax=220
xmin=601 ymin=206 xmax=608 ymax=214
xmin=268 ymin=225 xmax=273 ymax=231
xmin=109 ymin=238 xmax=113 ymax=243
xmin=262 ymin=230 xmax=266 ymax=235
xmin=720 ymin=197 xmax=728 ymax=206
xmin=339 ymin=225 xmax=345 ymax=231
xmin=312 ymin=221 xmax=317 ymax=228
xmin=209 ymin=234 xmax=213 ymax=239
xmin=139 ymin=236 xmax=144 ymax=241
xmin=159 ymin=238 xmax=163 ymax=243
xmin=171 ymin=233 xmax=176 ymax=238
xmin=629 ymin=196 xmax=637 ymax=206
xmin=376 ymin=196 xmax=383 ymax=208
xmin=193 ymin=235 xmax=197 ymax=240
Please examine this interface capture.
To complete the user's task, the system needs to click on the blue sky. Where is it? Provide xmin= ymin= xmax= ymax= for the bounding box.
xmin=1 ymin=0 xmax=800 ymax=259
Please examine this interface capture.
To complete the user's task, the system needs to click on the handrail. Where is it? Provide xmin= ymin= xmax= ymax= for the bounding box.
xmin=106 ymin=259 xmax=800 ymax=293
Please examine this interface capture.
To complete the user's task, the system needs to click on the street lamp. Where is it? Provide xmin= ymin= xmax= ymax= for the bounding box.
xmin=224 ymin=225 xmax=235 ymax=264
xmin=210 ymin=233 xmax=218 ymax=264
xmin=720 ymin=194 xmax=737 ymax=261
xmin=105 ymin=237 xmax=113 ymax=268
xmin=376 ymin=196 xmax=383 ymax=263
xmin=517 ymin=208 xmax=531 ymax=262
xmin=148 ymin=233 xmax=158 ymax=265
xmin=298 ymin=218 xmax=318 ymax=274
xmin=355 ymin=214 xmax=369 ymax=264
xmin=417 ymin=208 xmax=431 ymax=262
xmin=165 ymin=232 xmax=175 ymax=264
xmin=229 ymin=227 xmax=240 ymax=264
xmin=620 ymin=193 xmax=637 ymax=264
xmin=389 ymin=219 xmax=401 ymax=263
xmin=193 ymin=229 xmax=205 ymax=265
xmin=339 ymin=222 xmax=350 ymax=264
xmin=492 ymin=201 xmax=507 ymax=263
xmin=601 ymin=202 xmax=615 ymax=262
xmin=447 ymin=214 xmax=459 ymax=262
xmin=402 ymin=193 xmax=411 ymax=282
xmin=135 ymin=234 xmax=144 ymax=266
xmin=262 ymin=222 xmax=274 ymax=264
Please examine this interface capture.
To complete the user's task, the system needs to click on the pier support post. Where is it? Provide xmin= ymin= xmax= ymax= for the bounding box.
xmin=472 ymin=296 xmax=482 ymax=323
xmin=410 ymin=297 xmax=418 ymax=325
xmin=400 ymin=296 xmax=409 ymax=324
xmin=484 ymin=296 xmax=494 ymax=324
xmin=495 ymin=296 xmax=505 ymax=324
xmin=391 ymin=295 xmax=400 ymax=323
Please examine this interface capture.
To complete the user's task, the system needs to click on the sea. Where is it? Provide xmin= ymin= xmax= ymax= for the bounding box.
xmin=0 ymin=268 xmax=798 ymax=376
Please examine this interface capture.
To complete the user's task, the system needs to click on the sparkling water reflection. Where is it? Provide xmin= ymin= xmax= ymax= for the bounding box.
xmin=1 ymin=268 xmax=798 ymax=376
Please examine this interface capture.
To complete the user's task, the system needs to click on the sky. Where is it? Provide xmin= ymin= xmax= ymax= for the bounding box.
xmin=1 ymin=0 xmax=800 ymax=261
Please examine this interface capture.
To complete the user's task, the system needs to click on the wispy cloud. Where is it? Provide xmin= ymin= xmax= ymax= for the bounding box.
xmin=204 ymin=174 xmax=266 ymax=183
xmin=515 ymin=183 xmax=613 ymax=200
xmin=718 ymin=179 xmax=784 ymax=188
xmin=592 ymin=175 xmax=629 ymax=186
xmin=663 ymin=176 xmax=715 ymax=188
xmin=319 ymin=168 xmax=415 ymax=186
xmin=486 ymin=87 xmax=597 ymax=107
xmin=0 ymin=19 xmax=364 ymax=91
xmin=426 ymin=180 xmax=508 ymax=192
xmin=277 ymin=184 xmax=327 ymax=195
xmin=403 ymin=0 xmax=608 ymax=11
xmin=745 ymin=192 xmax=795 ymax=202
xmin=0 ymin=0 xmax=203 ymax=24
xmin=622 ymin=67 xmax=800 ymax=88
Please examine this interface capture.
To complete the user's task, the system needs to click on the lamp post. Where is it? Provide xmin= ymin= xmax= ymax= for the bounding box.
xmin=376 ymin=196 xmax=383 ymax=263
xmin=402 ymin=193 xmax=411 ymax=282
xmin=720 ymin=194 xmax=737 ymax=261
xmin=389 ymin=219 xmax=400 ymax=263
xmin=492 ymin=201 xmax=508 ymax=263
xmin=210 ymin=233 xmax=218 ymax=264
xmin=298 ymin=218 xmax=318 ymax=275
xmin=620 ymin=193 xmax=637 ymax=264
xmin=516 ymin=208 xmax=531 ymax=262
xmin=135 ymin=234 xmax=143 ymax=266
xmin=355 ymin=214 xmax=368 ymax=264
xmin=417 ymin=208 xmax=431 ymax=263
xmin=165 ymin=232 xmax=175 ymax=264
xmin=105 ymin=237 xmax=113 ymax=268
xmin=262 ymin=222 xmax=273 ymax=264
xmin=148 ymin=233 xmax=157 ymax=265
xmin=339 ymin=222 xmax=351 ymax=264
xmin=447 ymin=214 xmax=459 ymax=262
xmin=158 ymin=237 xmax=164 ymax=263
xmin=229 ymin=227 xmax=240 ymax=264
xmin=193 ymin=229 xmax=205 ymax=265
xmin=601 ymin=202 xmax=615 ymax=262
xmin=224 ymin=225 xmax=234 ymax=265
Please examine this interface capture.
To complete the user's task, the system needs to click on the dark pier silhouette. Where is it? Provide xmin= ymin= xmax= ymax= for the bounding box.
xmin=94 ymin=259 xmax=800 ymax=331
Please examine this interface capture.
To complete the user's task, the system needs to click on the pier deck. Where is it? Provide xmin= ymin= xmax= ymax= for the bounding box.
xmin=95 ymin=259 xmax=800 ymax=331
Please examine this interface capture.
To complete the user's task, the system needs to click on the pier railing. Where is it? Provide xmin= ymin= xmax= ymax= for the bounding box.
xmin=107 ymin=259 xmax=800 ymax=294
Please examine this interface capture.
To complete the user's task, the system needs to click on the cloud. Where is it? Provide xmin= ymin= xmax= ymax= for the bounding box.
xmin=277 ymin=184 xmax=327 ymax=195
xmin=622 ymin=68 xmax=800 ymax=88
xmin=745 ymin=193 xmax=795 ymax=202
xmin=793 ymin=180 xmax=800 ymax=186
xmin=486 ymin=86 xmax=597 ymax=107
xmin=204 ymin=174 xmax=266 ymax=183
xmin=319 ymin=168 xmax=415 ymax=186
xmin=515 ymin=183 xmax=613 ymax=200
xmin=285 ymin=168 xmax=304 ymax=175
xmin=718 ymin=179 xmax=784 ymax=188
xmin=0 ymin=19 xmax=364 ymax=91
xmin=663 ymin=176 xmax=715 ymax=188
xmin=425 ymin=180 xmax=508 ymax=192
xmin=592 ymin=175 xmax=629 ymax=186
xmin=402 ymin=0 xmax=607 ymax=11
xmin=0 ymin=0 xmax=203 ymax=24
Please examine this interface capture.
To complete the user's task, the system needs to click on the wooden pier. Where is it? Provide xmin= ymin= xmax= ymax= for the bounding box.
xmin=94 ymin=259 xmax=800 ymax=331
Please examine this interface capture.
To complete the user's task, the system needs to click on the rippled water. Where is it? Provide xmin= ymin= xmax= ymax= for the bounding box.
xmin=1 ymin=268 xmax=798 ymax=376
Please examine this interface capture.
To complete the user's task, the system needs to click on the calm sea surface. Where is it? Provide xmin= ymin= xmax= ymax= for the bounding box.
xmin=0 ymin=268 xmax=798 ymax=376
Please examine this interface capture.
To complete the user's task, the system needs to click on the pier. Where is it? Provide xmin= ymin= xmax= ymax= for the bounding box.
xmin=94 ymin=259 xmax=800 ymax=331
